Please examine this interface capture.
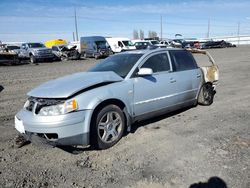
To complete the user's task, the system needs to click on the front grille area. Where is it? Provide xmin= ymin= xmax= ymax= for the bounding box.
xmin=25 ymin=97 xmax=65 ymax=114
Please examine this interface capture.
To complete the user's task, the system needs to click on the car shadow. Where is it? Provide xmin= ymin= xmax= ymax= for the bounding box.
xmin=59 ymin=106 xmax=194 ymax=154
xmin=189 ymin=176 xmax=228 ymax=188
xmin=57 ymin=145 xmax=93 ymax=154
xmin=129 ymin=106 xmax=193 ymax=134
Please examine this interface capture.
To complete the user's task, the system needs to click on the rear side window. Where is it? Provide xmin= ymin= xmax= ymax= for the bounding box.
xmin=169 ymin=50 xmax=198 ymax=71
xmin=141 ymin=53 xmax=170 ymax=73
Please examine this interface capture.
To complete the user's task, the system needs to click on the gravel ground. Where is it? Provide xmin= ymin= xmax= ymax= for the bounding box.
xmin=0 ymin=47 xmax=249 ymax=188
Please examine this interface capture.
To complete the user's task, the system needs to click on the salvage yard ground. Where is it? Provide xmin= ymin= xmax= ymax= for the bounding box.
xmin=0 ymin=46 xmax=249 ymax=188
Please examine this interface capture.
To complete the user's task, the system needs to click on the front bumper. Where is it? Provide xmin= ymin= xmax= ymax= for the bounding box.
xmin=15 ymin=109 xmax=93 ymax=146
xmin=35 ymin=54 xmax=54 ymax=60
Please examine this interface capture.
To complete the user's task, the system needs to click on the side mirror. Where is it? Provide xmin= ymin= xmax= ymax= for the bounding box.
xmin=137 ymin=68 xmax=153 ymax=76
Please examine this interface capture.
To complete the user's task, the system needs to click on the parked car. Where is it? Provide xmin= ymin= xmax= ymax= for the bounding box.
xmin=106 ymin=37 xmax=136 ymax=53
xmin=80 ymin=36 xmax=111 ymax=59
xmin=133 ymin=40 xmax=151 ymax=49
xmin=145 ymin=39 xmax=166 ymax=48
xmin=19 ymin=43 xmax=54 ymax=63
xmin=6 ymin=45 xmax=21 ymax=53
xmin=15 ymin=48 xmax=219 ymax=149
xmin=0 ymin=44 xmax=19 ymax=65
xmin=170 ymin=39 xmax=188 ymax=48
xmin=201 ymin=40 xmax=236 ymax=49
xmin=160 ymin=40 xmax=171 ymax=47
xmin=52 ymin=45 xmax=80 ymax=61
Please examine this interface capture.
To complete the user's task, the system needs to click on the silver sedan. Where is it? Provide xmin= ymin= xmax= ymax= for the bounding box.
xmin=15 ymin=48 xmax=219 ymax=149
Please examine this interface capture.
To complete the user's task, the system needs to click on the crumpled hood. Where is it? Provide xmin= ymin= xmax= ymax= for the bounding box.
xmin=28 ymin=71 xmax=123 ymax=98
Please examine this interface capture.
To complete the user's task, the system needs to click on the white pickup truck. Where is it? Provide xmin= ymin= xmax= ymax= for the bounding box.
xmin=19 ymin=43 xmax=54 ymax=63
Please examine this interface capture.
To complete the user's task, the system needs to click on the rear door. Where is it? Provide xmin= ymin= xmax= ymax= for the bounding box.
xmin=132 ymin=52 xmax=179 ymax=116
xmin=169 ymin=50 xmax=202 ymax=103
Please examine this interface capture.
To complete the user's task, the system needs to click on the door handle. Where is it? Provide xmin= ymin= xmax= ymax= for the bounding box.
xmin=170 ymin=78 xmax=176 ymax=83
xmin=197 ymin=74 xmax=201 ymax=78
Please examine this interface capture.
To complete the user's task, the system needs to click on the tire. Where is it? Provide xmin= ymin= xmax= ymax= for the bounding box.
xmin=198 ymin=83 xmax=215 ymax=106
xmin=60 ymin=56 xmax=68 ymax=61
xmin=83 ymin=52 xmax=87 ymax=59
xmin=30 ymin=54 xmax=36 ymax=64
xmin=91 ymin=105 xmax=125 ymax=150
xmin=74 ymin=51 xmax=81 ymax=60
xmin=94 ymin=54 xmax=99 ymax=59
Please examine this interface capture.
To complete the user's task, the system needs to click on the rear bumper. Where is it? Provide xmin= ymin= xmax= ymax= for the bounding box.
xmin=15 ymin=109 xmax=93 ymax=146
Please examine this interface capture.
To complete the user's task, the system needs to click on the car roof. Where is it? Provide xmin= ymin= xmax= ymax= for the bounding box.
xmin=121 ymin=47 xmax=184 ymax=55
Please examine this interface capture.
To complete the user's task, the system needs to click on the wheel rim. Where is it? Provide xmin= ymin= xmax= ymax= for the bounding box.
xmin=97 ymin=111 xmax=122 ymax=143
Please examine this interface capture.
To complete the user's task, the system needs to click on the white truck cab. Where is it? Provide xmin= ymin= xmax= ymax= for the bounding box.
xmin=106 ymin=37 xmax=136 ymax=53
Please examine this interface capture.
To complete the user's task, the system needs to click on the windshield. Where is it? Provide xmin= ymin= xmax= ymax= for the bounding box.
xmin=151 ymin=40 xmax=159 ymax=45
xmin=89 ymin=54 xmax=143 ymax=78
xmin=122 ymin=40 xmax=134 ymax=47
xmin=28 ymin=43 xmax=45 ymax=48
xmin=95 ymin=41 xmax=108 ymax=49
xmin=135 ymin=42 xmax=149 ymax=46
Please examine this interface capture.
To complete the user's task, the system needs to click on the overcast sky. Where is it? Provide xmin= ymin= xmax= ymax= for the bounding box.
xmin=1 ymin=0 xmax=250 ymax=42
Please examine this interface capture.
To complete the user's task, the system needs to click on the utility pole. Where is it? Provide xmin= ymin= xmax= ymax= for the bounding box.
xmin=237 ymin=21 xmax=240 ymax=46
xmin=73 ymin=32 xmax=75 ymax=41
xmin=74 ymin=8 xmax=79 ymax=41
xmin=160 ymin=15 xmax=162 ymax=40
xmin=207 ymin=19 xmax=210 ymax=39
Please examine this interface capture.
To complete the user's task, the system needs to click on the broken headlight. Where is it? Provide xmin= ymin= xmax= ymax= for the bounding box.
xmin=38 ymin=99 xmax=78 ymax=116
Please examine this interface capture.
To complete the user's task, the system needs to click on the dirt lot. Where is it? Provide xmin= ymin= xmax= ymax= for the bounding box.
xmin=0 ymin=46 xmax=249 ymax=188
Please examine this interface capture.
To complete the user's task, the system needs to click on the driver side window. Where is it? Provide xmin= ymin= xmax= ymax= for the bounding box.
xmin=141 ymin=53 xmax=170 ymax=73
xmin=118 ymin=41 xmax=123 ymax=47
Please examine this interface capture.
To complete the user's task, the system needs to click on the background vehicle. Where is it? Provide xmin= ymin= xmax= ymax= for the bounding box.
xmin=80 ymin=36 xmax=111 ymax=59
xmin=145 ymin=39 xmax=166 ymax=48
xmin=106 ymin=37 xmax=136 ymax=53
xmin=19 ymin=42 xmax=54 ymax=63
xmin=52 ymin=45 xmax=80 ymax=61
xmin=15 ymin=48 xmax=219 ymax=150
xmin=201 ymin=40 xmax=236 ymax=49
xmin=6 ymin=45 xmax=20 ymax=53
xmin=132 ymin=40 xmax=151 ymax=49
xmin=160 ymin=40 xmax=171 ymax=47
xmin=0 ymin=44 xmax=19 ymax=65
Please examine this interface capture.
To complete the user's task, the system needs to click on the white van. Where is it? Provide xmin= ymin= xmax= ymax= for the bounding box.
xmin=106 ymin=37 xmax=136 ymax=53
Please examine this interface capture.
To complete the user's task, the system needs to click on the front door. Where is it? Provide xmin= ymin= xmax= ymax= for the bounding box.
xmin=132 ymin=52 xmax=179 ymax=116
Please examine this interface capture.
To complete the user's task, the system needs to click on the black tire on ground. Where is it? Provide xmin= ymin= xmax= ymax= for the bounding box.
xmin=60 ymin=56 xmax=68 ymax=61
xmin=83 ymin=52 xmax=87 ymax=59
xmin=91 ymin=104 xmax=125 ymax=150
xmin=198 ymin=83 xmax=215 ymax=106
xmin=30 ymin=54 xmax=36 ymax=64
xmin=74 ymin=51 xmax=81 ymax=59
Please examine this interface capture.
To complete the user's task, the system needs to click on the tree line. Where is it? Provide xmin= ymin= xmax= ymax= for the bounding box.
xmin=133 ymin=30 xmax=158 ymax=39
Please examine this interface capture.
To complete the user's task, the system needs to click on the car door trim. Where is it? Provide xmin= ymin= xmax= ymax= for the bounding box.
xmin=135 ymin=88 xmax=198 ymax=105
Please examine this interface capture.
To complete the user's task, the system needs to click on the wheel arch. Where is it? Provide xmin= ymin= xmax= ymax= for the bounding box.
xmin=90 ymin=98 xmax=132 ymax=133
